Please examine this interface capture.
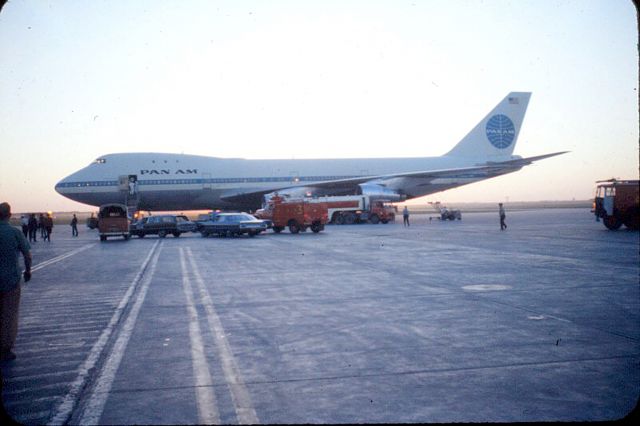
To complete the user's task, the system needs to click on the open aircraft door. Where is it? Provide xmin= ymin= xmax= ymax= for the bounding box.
xmin=118 ymin=175 xmax=138 ymax=195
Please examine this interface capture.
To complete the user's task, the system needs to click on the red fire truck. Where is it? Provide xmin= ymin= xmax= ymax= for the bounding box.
xmin=318 ymin=195 xmax=396 ymax=225
xmin=592 ymin=179 xmax=639 ymax=230
xmin=255 ymin=196 xmax=329 ymax=234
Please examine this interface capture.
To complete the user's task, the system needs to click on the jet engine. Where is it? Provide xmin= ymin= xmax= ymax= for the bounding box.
xmin=358 ymin=183 xmax=405 ymax=201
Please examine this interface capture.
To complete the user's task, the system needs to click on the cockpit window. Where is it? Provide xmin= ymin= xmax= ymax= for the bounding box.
xmin=93 ymin=158 xmax=107 ymax=164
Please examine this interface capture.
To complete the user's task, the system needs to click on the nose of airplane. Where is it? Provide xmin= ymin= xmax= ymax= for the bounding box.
xmin=54 ymin=170 xmax=84 ymax=197
xmin=54 ymin=174 xmax=71 ymax=195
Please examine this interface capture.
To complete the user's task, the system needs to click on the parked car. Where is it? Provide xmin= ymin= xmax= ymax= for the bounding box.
xmin=130 ymin=214 xmax=197 ymax=238
xmin=195 ymin=211 xmax=222 ymax=230
xmin=98 ymin=204 xmax=130 ymax=241
xmin=199 ymin=213 xmax=268 ymax=237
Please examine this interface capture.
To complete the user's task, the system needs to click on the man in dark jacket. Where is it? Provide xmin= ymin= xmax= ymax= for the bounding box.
xmin=70 ymin=214 xmax=78 ymax=237
xmin=27 ymin=214 xmax=38 ymax=242
xmin=43 ymin=214 xmax=53 ymax=242
xmin=0 ymin=202 xmax=32 ymax=362
xmin=499 ymin=203 xmax=507 ymax=230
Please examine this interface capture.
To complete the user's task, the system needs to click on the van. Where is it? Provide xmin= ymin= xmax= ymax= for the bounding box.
xmin=98 ymin=204 xmax=130 ymax=241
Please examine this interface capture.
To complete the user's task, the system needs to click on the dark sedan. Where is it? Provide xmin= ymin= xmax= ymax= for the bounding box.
xmin=199 ymin=213 xmax=268 ymax=237
xmin=130 ymin=214 xmax=197 ymax=238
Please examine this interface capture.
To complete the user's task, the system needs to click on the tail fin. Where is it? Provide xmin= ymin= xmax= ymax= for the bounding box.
xmin=445 ymin=92 xmax=531 ymax=160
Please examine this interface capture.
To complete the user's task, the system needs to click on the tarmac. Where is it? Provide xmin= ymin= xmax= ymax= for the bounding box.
xmin=1 ymin=207 xmax=638 ymax=424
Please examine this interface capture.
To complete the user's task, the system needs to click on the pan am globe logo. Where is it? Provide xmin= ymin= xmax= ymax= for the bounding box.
xmin=485 ymin=114 xmax=516 ymax=149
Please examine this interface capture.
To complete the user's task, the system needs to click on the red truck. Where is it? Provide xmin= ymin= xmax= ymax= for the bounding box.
xmin=318 ymin=195 xmax=396 ymax=225
xmin=255 ymin=196 xmax=329 ymax=234
xmin=592 ymin=179 xmax=639 ymax=230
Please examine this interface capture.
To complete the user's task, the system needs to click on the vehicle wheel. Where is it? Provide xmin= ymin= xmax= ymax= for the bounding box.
xmin=311 ymin=223 xmax=322 ymax=233
xmin=288 ymin=220 xmax=300 ymax=234
xmin=381 ymin=219 xmax=388 ymax=224
xmin=138 ymin=233 xmax=145 ymax=238
xmin=158 ymin=230 xmax=167 ymax=238
xmin=603 ymin=215 xmax=622 ymax=230
xmin=273 ymin=226 xmax=283 ymax=233
xmin=334 ymin=214 xmax=345 ymax=225
xmin=369 ymin=214 xmax=380 ymax=224
xmin=100 ymin=235 xmax=106 ymax=241
xmin=201 ymin=231 xmax=209 ymax=237
xmin=249 ymin=231 xmax=257 ymax=237
xmin=124 ymin=235 xmax=130 ymax=241
xmin=344 ymin=212 xmax=356 ymax=225
xmin=173 ymin=232 xmax=181 ymax=237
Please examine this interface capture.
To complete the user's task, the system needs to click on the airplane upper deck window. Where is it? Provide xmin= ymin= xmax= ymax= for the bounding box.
xmin=93 ymin=158 xmax=107 ymax=165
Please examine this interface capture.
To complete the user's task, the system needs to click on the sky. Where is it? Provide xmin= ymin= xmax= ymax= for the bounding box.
xmin=0 ymin=0 xmax=638 ymax=212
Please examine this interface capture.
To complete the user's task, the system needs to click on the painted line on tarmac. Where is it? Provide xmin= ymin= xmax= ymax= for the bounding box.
xmin=180 ymin=248 xmax=221 ymax=425
xmin=31 ymin=243 xmax=96 ymax=272
xmin=48 ymin=240 xmax=162 ymax=426
xmin=185 ymin=247 xmax=259 ymax=425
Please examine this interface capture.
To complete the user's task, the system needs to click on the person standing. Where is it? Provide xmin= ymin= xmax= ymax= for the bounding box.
xmin=20 ymin=215 xmax=28 ymax=238
xmin=499 ymin=203 xmax=507 ymax=230
xmin=0 ymin=202 xmax=32 ymax=362
xmin=27 ymin=214 xmax=38 ymax=242
xmin=403 ymin=206 xmax=410 ymax=227
xmin=70 ymin=214 xmax=78 ymax=237
xmin=44 ymin=214 xmax=53 ymax=242
xmin=38 ymin=214 xmax=46 ymax=239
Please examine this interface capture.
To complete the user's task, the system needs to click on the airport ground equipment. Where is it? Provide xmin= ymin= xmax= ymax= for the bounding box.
xmin=428 ymin=201 xmax=462 ymax=221
xmin=307 ymin=195 xmax=395 ymax=225
xmin=255 ymin=195 xmax=328 ymax=233
xmin=199 ymin=213 xmax=269 ymax=237
xmin=592 ymin=179 xmax=639 ymax=230
xmin=98 ymin=204 xmax=130 ymax=241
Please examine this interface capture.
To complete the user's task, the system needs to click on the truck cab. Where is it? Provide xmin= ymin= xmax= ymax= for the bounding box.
xmin=593 ymin=179 xmax=639 ymax=230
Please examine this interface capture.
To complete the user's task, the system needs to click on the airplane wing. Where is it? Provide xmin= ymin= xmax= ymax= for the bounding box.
xmin=221 ymin=151 xmax=569 ymax=204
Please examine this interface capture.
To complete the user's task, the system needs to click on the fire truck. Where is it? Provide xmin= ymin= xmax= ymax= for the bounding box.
xmin=255 ymin=196 xmax=328 ymax=234
xmin=592 ymin=179 xmax=639 ymax=230
xmin=315 ymin=195 xmax=396 ymax=225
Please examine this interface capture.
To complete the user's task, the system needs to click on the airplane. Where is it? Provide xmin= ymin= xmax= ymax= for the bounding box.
xmin=55 ymin=92 xmax=567 ymax=212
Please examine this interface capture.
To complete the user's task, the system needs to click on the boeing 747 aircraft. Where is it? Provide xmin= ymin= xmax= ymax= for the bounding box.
xmin=55 ymin=92 xmax=567 ymax=211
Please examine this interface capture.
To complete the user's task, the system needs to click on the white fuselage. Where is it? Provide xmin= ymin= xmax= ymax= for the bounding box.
xmin=55 ymin=152 xmax=507 ymax=211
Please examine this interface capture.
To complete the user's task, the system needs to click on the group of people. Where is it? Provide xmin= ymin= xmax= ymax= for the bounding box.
xmin=19 ymin=213 xmax=54 ymax=242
